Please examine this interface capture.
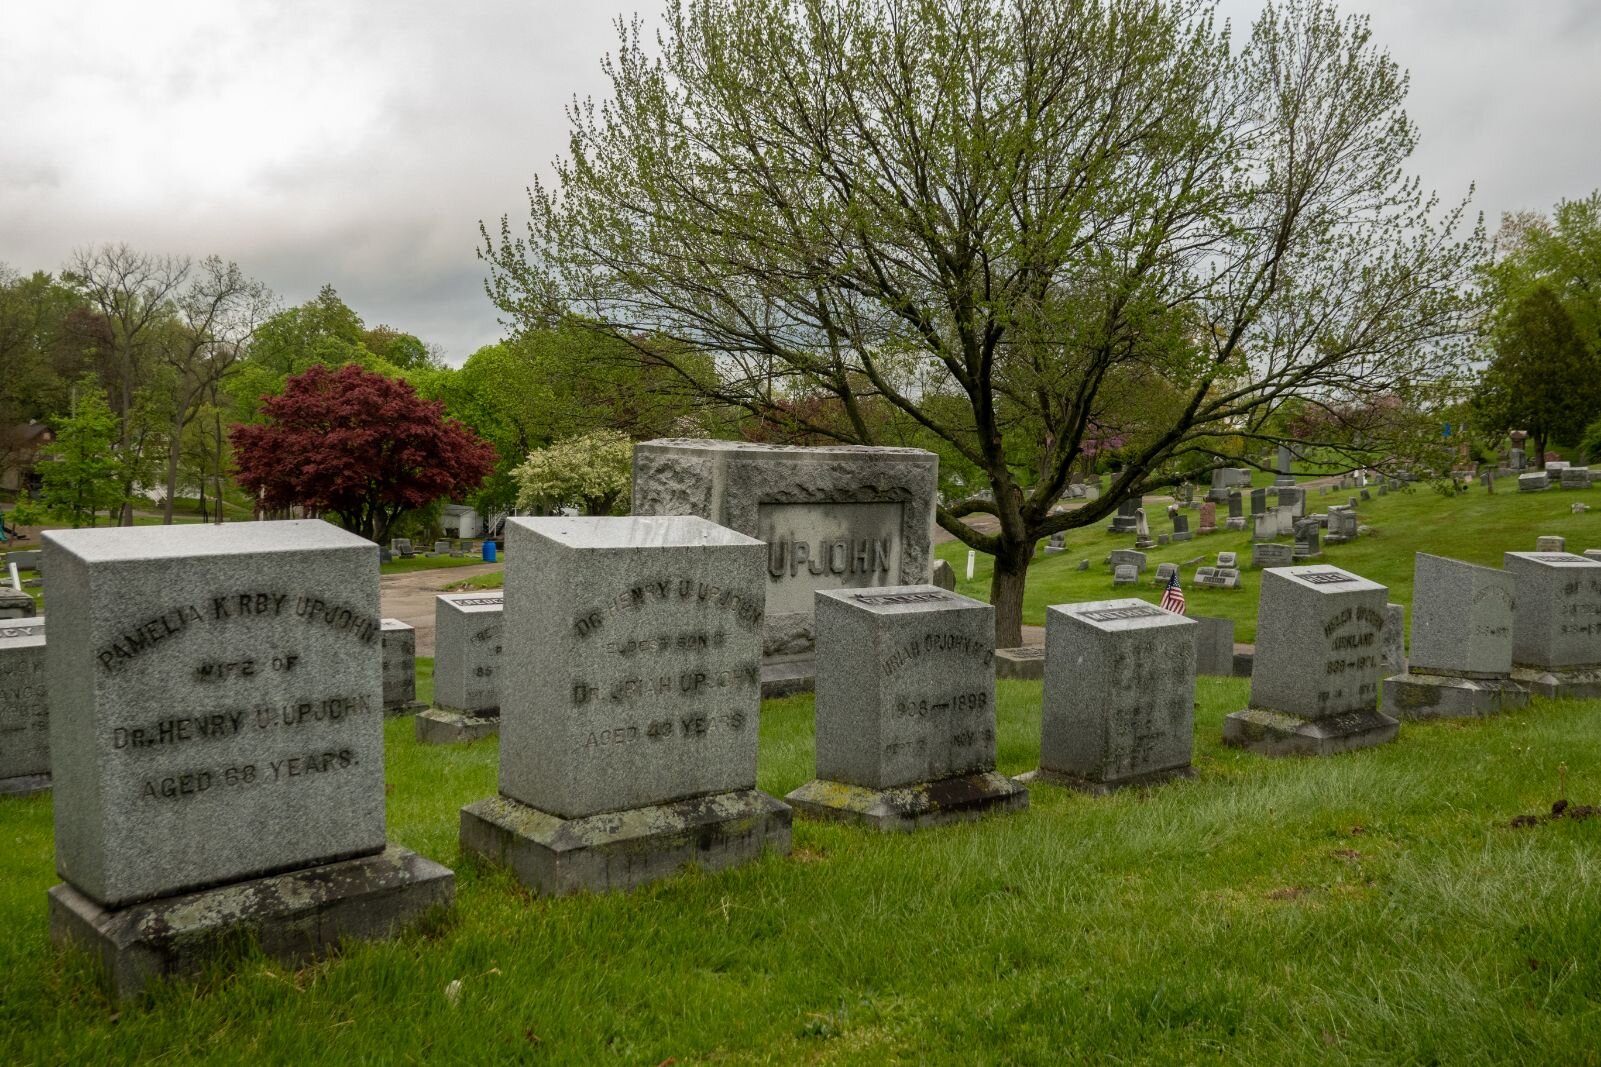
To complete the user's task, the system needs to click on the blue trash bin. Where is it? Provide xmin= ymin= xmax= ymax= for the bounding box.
xmin=482 ymin=540 xmax=497 ymax=563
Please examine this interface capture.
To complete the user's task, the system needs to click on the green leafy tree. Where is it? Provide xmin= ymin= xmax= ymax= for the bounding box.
xmin=482 ymin=0 xmax=1485 ymax=643
xmin=37 ymin=377 xmax=124 ymax=527
xmin=1472 ymin=285 xmax=1601 ymax=464
xmin=513 ymin=430 xmax=634 ymax=515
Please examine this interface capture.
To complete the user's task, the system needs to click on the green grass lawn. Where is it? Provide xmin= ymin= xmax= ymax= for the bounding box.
xmin=380 ymin=554 xmax=493 ymax=576
xmin=5 ymin=676 xmax=1601 ymax=1062
xmin=936 ymin=479 xmax=1597 ymax=643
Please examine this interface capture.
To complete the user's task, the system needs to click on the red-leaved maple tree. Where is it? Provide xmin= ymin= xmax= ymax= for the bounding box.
xmin=232 ymin=364 xmax=497 ymax=542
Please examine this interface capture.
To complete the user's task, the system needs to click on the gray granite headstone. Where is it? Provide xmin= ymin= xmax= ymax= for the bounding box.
xmin=1107 ymin=497 xmax=1141 ymax=534
xmin=1274 ymin=446 xmax=1296 ymax=486
xmin=0 ymin=620 xmax=49 ymax=795
xmin=460 ymin=515 xmax=790 ymax=895
xmin=1503 ymin=551 xmax=1601 ymax=698
xmin=1382 ymin=554 xmax=1526 ymax=719
xmin=1109 ymin=549 xmax=1147 ymax=573
xmin=40 ymin=520 xmax=452 ymax=995
xmin=1021 ymin=598 xmax=1197 ymax=792
xmin=1171 ymin=513 xmax=1191 ymax=542
xmin=0 ymin=584 xmax=36 ymax=619
xmin=1535 ymin=535 xmax=1566 ymax=552
xmin=1250 ymin=488 xmax=1266 ymax=516
xmin=1252 ymin=543 xmax=1294 ymax=568
xmin=380 ymin=619 xmax=424 ymax=716
xmin=994 ymin=645 xmax=1046 ymax=680
xmin=1192 ymin=615 xmax=1235 ymax=676
xmin=931 ymin=559 xmax=957 ymax=590
xmin=1112 ymin=564 xmax=1138 ymax=586
xmin=415 ymin=592 xmax=504 ymax=743
xmin=1222 ymin=565 xmax=1397 ymax=756
xmin=786 ymin=586 xmax=1025 ymax=829
xmin=1519 ymin=472 xmax=1549 ymax=492
xmin=631 ymin=440 xmax=937 ymax=697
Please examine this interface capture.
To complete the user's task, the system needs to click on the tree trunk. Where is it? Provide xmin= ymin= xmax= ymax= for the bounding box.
xmin=989 ymin=540 xmax=1034 ymax=648
xmin=1533 ymin=431 xmax=1547 ymax=469
xmin=162 ymin=427 xmax=182 ymax=524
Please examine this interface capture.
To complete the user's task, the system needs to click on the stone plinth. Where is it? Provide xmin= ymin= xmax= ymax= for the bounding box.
xmin=380 ymin=618 xmax=425 ymax=716
xmin=785 ymin=587 xmax=1026 ymax=830
xmin=1504 ymin=551 xmax=1601 ymax=698
xmin=0 ymin=620 xmax=49 ymax=795
xmin=1020 ymin=599 xmax=1197 ymax=792
xmin=1381 ymin=553 xmax=1527 ymax=719
xmin=995 ymin=646 xmax=1046 ymax=680
xmin=1223 ymin=565 xmax=1397 ymax=756
xmin=631 ymin=440 xmax=937 ymax=696
xmin=459 ymin=515 xmax=790 ymax=894
xmin=40 ymin=520 xmax=451 ymax=994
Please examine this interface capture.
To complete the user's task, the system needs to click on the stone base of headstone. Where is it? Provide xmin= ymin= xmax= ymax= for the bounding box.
xmin=1509 ymin=666 xmax=1601 ymax=701
xmin=48 ymin=844 xmax=453 ymax=999
xmin=1381 ymin=673 xmax=1529 ymax=720
xmin=383 ymin=699 xmax=428 ymax=719
xmin=415 ymin=708 xmax=500 ymax=744
xmin=994 ymin=646 xmax=1046 ymax=680
xmin=1221 ymin=706 xmax=1398 ymax=757
xmin=1016 ymin=763 xmax=1196 ymax=796
xmin=1171 ymin=532 xmax=1192 ymax=543
xmin=760 ymin=659 xmax=816 ymax=698
xmin=1231 ymin=646 xmax=1254 ymax=677
xmin=1274 ymin=477 xmax=1296 ymax=487
xmin=459 ymin=789 xmax=791 ymax=895
xmin=785 ymin=771 xmax=1027 ymax=832
xmin=1225 ymin=517 xmax=1247 ymax=531
xmin=1134 ymin=538 xmax=1155 ymax=550
xmin=0 ymin=771 xmax=50 ymax=797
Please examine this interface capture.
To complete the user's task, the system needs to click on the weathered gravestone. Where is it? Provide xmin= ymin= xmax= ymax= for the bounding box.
xmin=1222 ymin=565 xmax=1398 ymax=756
xmin=1044 ymin=531 xmax=1067 ymax=554
xmin=1252 ymin=512 xmax=1276 ymax=542
xmin=1250 ymin=487 xmax=1267 ymax=516
xmin=460 ymin=516 xmax=790 ymax=895
xmin=1226 ymin=492 xmax=1246 ymax=531
xmin=994 ymin=645 xmax=1046 ymax=680
xmin=1535 ymin=535 xmax=1566 ymax=552
xmin=1275 ymin=445 xmax=1297 ymax=487
xmin=391 ymin=538 xmax=415 ymax=559
xmin=1217 ymin=551 xmax=1237 ymax=568
xmin=1171 ymin=512 xmax=1192 ymax=542
xmin=1503 ymin=551 xmax=1601 ymax=699
xmin=632 ymin=440 xmax=937 ymax=696
xmin=432 ymin=540 xmax=451 ymax=556
xmin=0 ymin=619 xmax=49 ymax=795
xmin=1278 ymin=487 xmax=1305 ymax=519
xmin=415 ymin=592 xmax=504 ymax=743
xmin=1112 ymin=565 xmax=1138 ymax=586
xmin=1382 ymin=603 xmax=1406 ymax=676
xmin=1019 ymin=599 xmax=1197 ymax=793
xmin=1192 ymin=615 xmax=1235 ymax=676
xmin=1519 ymin=471 xmax=1549 ymax=492
xmin=1325 ymin=508 xmax=1358 ymax=545
xmin=380 ymin=619 xmax=426 ymax=716
xmin=1109 ymin=549 xmax=1146 ymax=574
xmin=1293 ymin=519 xmax=1321 ymax=559
xmin=1381 ymin=553 xmax=1527 ymax=719
xmin=1198 ymin=502 xmax=1217 ymax=534
xmin=1152 ymin=562 xmax=1178 ymax=586
xmin=1107 ymin=497 xmax=1141 ymax=534
xmin=931 ymin=559 xmax=957 ymax=590
xmin=786 ymin=587 xmax=1026 ymax=830
xmin=0 ymin=584 xmax=36 ymax=619
xmin=41 ymin=521 xmax=453 ymax=997
xmin=1252 ymin=543 xmax=1294 ymax=569
xmin=8 ymin=549 xmax=42 ymax=573
xmin=1194 ymin=566 xmax=1241 ymax=589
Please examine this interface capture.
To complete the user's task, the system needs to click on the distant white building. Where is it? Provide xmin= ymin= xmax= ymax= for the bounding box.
xmin=441 ymin=504 xmax=482 ymax=539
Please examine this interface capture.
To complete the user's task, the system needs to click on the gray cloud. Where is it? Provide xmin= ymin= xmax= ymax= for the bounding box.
xmin=3 ymin=1 xmax=1598 ymax=365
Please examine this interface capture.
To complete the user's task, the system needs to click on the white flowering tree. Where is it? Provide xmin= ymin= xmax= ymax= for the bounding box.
xmin=513 ymin=430 xmax=634 ymax=515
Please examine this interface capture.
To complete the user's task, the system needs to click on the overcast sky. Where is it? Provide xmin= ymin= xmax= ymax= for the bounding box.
xmin=3 ymin=1 xmax=1598 ymax=366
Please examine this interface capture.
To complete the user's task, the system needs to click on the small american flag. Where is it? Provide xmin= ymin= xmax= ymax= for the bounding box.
xmin=1160 ymin=572 xmax=1186 ymax=615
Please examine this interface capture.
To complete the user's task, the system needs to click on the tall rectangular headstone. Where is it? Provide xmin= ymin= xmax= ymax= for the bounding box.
xmin=380 ymin=619 xmax=425 ymax=716
xmin=1223 ymin=565 xmax=1397 ymax=755
xmin=1250 ymin=487 xmax=1267 ymax=516
xmin=40 ymin=521 xmax=452 ymax=997
xmin=1503 ymin=551 xmax=1601 ymax=698
xmin=632 ymin=440 xmax=937 ymax=696
xmin=1192 ymin=615 xmax=1235 ymax=677
xmin=786 ymin=587 xmax=1025 ymax=829
xmin=1020 ymin=599 xmax=1197 ymax=792
xmin=1275 ymin=446 xmax=1296 ymax=487
xmin=0 ymin=620 xmax=49 ymax=795
xmin=415 ymin=592 xmax=504 ymax=743
xmin=460 ymin=516 xmax=790 ymax=895
xmin=1382 ymin=553 xmax=1526 ymax=718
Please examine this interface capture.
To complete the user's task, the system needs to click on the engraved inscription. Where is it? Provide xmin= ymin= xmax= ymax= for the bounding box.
xmin=452 ymin=596 xmax=504 ymax=607
xmin=572 ymin=576 xmax=763 ymax=638
xmin=881 ymin=631 xmax=995 ymax=676
xmin=1302 ymin=572 xmax=1356 ymax=585
xmin=96 ymin=591 xmax=381 ymax=672
xmin=757 ymin=501 xmax=905 ymax=615
xmin=852 ymin=591 xmax=950 ymax=607
xmin=1080 ymin=605 xmax=1164 ymax=622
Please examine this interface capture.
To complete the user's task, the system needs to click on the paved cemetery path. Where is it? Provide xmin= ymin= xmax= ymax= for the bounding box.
xmin=381 ymin=564 xmax=501 ymax=656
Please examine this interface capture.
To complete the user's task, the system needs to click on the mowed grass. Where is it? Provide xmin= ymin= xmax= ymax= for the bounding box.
xmin=936 ymin=479 xmax=1601 ymax=642
xmin=5 ymin=675 xmax=1601 ymax=1063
